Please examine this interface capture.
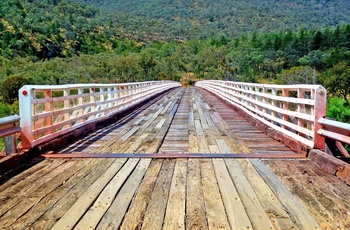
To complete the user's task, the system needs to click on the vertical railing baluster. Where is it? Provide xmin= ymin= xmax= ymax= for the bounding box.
xmin=282 ymin=89 xmax=289 ymax=130
xmin=297 ymin=89 xmax=306 ymax=137
xmin=313 ymin=87 xmax=327 ymax=150
xmin=78 ymin=88 xmax=84 ymax=123
xmin=45 ymin=90 xmax=52 ymax=134
xmin=64 ymin=89 xmax=70 ymax=128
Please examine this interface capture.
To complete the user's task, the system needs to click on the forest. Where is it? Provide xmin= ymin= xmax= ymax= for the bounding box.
xmin=0 ymin=0 xmax=350 ymax=124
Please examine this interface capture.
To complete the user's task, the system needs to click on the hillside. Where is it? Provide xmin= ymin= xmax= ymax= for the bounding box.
xmin=0 ymin=0 xmax=350 ymax=123
xmin=75 ymin=0 xmax=350 ymax=39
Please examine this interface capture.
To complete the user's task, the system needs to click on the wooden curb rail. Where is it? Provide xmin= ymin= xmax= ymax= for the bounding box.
xmin=308 ymin=149 xmax=350 ymax=185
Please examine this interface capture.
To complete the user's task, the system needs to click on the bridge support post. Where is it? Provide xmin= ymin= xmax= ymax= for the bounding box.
xmin=4 ymin=135 xmax=16 ymax=155
xmin=19 ymin=86 xmax=34 ymax=148
xmin=313 ymin=86 xmax=327 ymax=150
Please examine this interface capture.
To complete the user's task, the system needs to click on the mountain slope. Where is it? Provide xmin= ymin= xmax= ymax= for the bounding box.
xmin=75 ymin=0 xmax=350 ymax=39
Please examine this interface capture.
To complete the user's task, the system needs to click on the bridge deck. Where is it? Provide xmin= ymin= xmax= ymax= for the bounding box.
xmin=0 ymin=87 xmax=349 ymax=229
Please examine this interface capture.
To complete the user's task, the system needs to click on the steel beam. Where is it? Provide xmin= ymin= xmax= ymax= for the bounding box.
xmin=42 ymin=153 xmax=306 ymax=159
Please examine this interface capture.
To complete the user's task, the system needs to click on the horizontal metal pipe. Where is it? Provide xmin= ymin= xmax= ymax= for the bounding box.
xmin=318 ymin=129 xmax=350 ymax=145
xmin=318 ymin=118 xmax=350 ymax=132
xmin=0 ymin=115 xmax=20 ymax=126
xmin=42 ymin=153 xmax=306 ymax=159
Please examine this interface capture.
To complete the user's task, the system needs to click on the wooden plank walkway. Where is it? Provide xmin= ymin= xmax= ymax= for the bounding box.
xmin=0 ymin=87 xmax=349 ymax=229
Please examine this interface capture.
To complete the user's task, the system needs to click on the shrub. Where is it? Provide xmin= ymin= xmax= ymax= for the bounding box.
xmin=0 ymin=102 xmax=11 ymax=118
xmin=326 ymin=96 xmax=350 ymax=123
xmin=0 ymin=76 xmax=29 ymax=104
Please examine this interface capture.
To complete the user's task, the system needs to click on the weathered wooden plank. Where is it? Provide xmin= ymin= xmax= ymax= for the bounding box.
xmin=51 ymin=159 xmax=127 ymax=230
xmin=215 ymin=139 xmax=231 ymax=153
xmin=133 ymin=116 xmax=145 ymax=125
xmin=212 ymin=158 xmax=253 ymax=229
xmin=0 ymin=159 xmax=70 ymax=217
xmin=185 ymin=159 xmax=208 ymax=229
xmin=163 ymin=159 xmax=187 ymax=229
xmin=10 ymin=158 xmax=98 ymax=229
xmin=152 ymin=105 xmax=165 ymax=118
xmin=29 ymin=159 xmax=115 ymax=229
xmin=188 ymin=134 xmax=199 ymax=153
xmin=209 ymin=113 xmax=219 ymax=124
xmin=196 ymin=102 xmax=209 ymax=130
xmin=250 ymin=159 xmax=321 ymax=229
xmin=0 ymin=159 xmax=60 ymax=194
xmin=208 ymin=144 xmax=220 ymax=153
xmin=161 ymin=101 xmax=174 ymax=115
xmin=0 ymin=160 xmax=81 ymax=228
xmin=141 ymin=159 xmax=175 ymax=229
xmin=238 ymin=159 xmax=298 ymax=230
xmin=74 ymin=158 xmax=140 ymax=229
xmin=120 ymin=159 xmax=164 ymax=229
xmin=213 ymin=112 xmax=230 ymax=131
xmin=194 ymin=120 xmax=204 ymax=136
xmin=120 ymin=126 xmax=139 ymax=141
xmin=155 ymin=118 xmax=167 ymax=129
xmin=94 ymin=159 xmax=151 ymax=229
xmin=225 ymin=159 xmax=275 ymax=229
xmin=125 ymin=133 xmax=150 ymax=153
xmin=200 ymin=159 xmax=231 ymax=229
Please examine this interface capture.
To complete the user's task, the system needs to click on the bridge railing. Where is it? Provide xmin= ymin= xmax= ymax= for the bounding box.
xmin=19 ymin=81 xmax=180 ymax=148
xmin=0 ymin=115 xmax=21 ymax=156
xmin=318 ymin=118 xmax=350 ymax=158
xmin=196 ymin=80 xmax=326 ymax=150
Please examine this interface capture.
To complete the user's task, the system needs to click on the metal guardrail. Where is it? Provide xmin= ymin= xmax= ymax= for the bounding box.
xmin=196 ymin=80 xmax=327 ymax=149
xmin=19 ymin=81 xmax=181 ymax=148
xmin=0 ymin=115 xmax=21 ymax=156
xmin=318 ymin=118 xmax=350 ymax=158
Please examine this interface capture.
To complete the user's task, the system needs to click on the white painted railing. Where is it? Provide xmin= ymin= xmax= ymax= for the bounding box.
xmin=196 ymin=80 xmax=326 ymax=149
xmin=19 ymin=81 xmax=181 ymax=148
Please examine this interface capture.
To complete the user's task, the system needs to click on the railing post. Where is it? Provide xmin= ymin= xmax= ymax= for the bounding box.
xmin=19 ymin=86 xmax=34 ymax=148
xmin=0 ymin=115 xmax=21 ymax=155
xmin=297 ymin=89 xmax=306 ymax=137
xmin=45 ymin=89 xmax=52 ymax=134
xmin=313 ymin=86 xmax=327 ymax=150
xmin=282 ymin=89 xmax=289 ymax=130
xmin=4 ymin=135 xmax=16 ymax=155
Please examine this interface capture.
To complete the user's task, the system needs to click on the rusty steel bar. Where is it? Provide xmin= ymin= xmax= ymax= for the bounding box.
xmin=42 ymin=153 xmax=306 ymax=159
xmin=335 ymin=141 xmax=350 ymax=158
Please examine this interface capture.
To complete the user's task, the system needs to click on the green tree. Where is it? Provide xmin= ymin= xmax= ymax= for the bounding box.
xmin=326 ymin=97 xmax=350 ymax=123
xmin=1 ymin=75 xmax=30 ymax=104
xmin=0 ymin=102 xmax=11 ymax=118
xmin=278 ymin=66 xmax=316 ymax=85
xmin=323 ymin=62 xmax=350 ymax=103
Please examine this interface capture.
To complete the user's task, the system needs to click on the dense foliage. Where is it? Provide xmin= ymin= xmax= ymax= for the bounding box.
xmin=0 ymin=0 xmax=350 ymax=123
xmin=76 ymin=0 xmax=350 ymax=40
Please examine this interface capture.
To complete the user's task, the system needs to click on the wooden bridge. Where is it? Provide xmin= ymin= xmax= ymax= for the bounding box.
xmin=0 ymin=80 xmax=350 ymax=229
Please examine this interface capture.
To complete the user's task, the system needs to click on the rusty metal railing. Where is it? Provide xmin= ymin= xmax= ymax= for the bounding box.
xmin=19 ymin=81 xmax=181 ymax=148
xmin=196 ymin=80 xmax=327 ymax=150
xmin=0 ymin=115 xmax=21 ymax=156
xmin=318 ymin=118 xmax=350 ymax=159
